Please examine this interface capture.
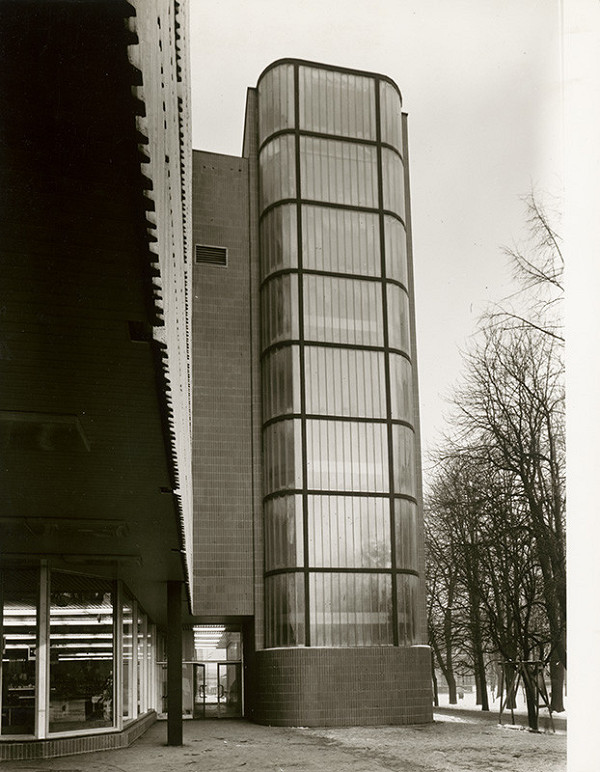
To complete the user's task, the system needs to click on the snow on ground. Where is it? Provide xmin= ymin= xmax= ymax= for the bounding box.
xmin=303 ymin=707 xmax=566 ymax=772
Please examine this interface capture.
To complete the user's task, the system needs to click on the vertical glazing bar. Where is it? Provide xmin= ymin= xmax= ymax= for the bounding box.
xmin=35 ymin=561 xmax=49 ymax=738
xmin=167 ymin=580 xmax=183 ymax=745
xmin=114 ymin=581 xmax=123 ymax=730
xmin=375 ymin=78 xmax=399 ymax=646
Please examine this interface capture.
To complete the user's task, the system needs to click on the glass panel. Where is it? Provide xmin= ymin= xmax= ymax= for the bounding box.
xmin=384 ymin=215 xmax=408 ymax=287
xmin=382 ymin=147 xmax=405 ymax=218
xmin=380 ymin=80 xmax=403 ymax=152
xmin=392 ymin=424 xmax=416 ymax=496
xmin=387 ymin=284 xmax=411 ymax=354
xmin=397 ymin=573 xmax=418 ymax=645
xmin=302 ymin=206 xmax=380 ymax=276
xmin=264 ymin=494 xmax=304 ymax=571
xmin=122 ymin=596 xmax=134 ymax=720
xmin=260 ymin=204 xmax=298 ymax=280
xmin=307 ymin=495 xmax=391 ymax=567
xmin=389 ymin=353 xmax=414 ymax=422
xmin=309 ymin=573 xmax=393 ymax=646
xmin=1 ymin=568 xmax=38 ymax=736
xmin=137 ymin=610 xmax=146 ymax=714
xmin=261 ymin=274 xmax=299 ymax=350
xmin=265 ymin=573 xmax=305 ymax=647
xmin=306 ymin=419 xmax=388 ymax=492
xmin=303 ymin=275 xmax=383 ymax=346
xmin=263 ymin=419 xmax=302 ymax=494
xmin=395 ymin=499 xmax=419 ymax=571
xmin=262 ymin=345 xmax=301 ymax=422
xmin=258 ymin=63 xmax=295 ymax=144
xmin=259 ymin=135 xmax=296 ymax=210
xmin=300 ymin=137 xmax=378 ymax=208
xmin=49 ymin=572 xmax=114 ymax=732
xmin=304 ymin=347 xmax=386 ymax=418
xmin=299 ymin=66 xmax=376 ymax=140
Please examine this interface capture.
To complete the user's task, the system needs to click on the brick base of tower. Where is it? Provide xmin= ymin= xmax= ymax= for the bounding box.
xmin=248 ymin=646 xmax=433 ymax=726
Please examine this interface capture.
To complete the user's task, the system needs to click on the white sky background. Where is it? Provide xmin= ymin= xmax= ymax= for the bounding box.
xmin=189 ymin=0 xmax=563 ymax=464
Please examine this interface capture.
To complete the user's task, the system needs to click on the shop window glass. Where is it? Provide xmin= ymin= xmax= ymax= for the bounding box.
xmin=304 ymin=346 xmax=386 ymax=418
xmin=122 ymin=596 xmax=134 ymax=721
xmin=265 ymin=573 xmax=305 ymax=647
xmin=299 ymin=66 xmax=376 ymax=140
xmin=1 ymin=568 xmax=38 ymax=736
xmin=263 ymin=419 xmax=302 ymax=495
xmin=397 ymin=573 xmax=418 ymax=645
xmin=387 ymin=284 xmax=411 ymax=354
xmin=260 ymin=204 xmax=298 ymax=280
xmin=261 ymin=345 xmax=301 ymax=422
xmin=49 ymin=572 xmax=113 ymax=732
xmin=395 ymin=499 xmax=419 ymax=571
xmin=303 ymin=275 xmax=383 ymax=346
xmin=307 ymin=496 xmax=391 ymax=568
xmin=392 ymin=424 xmax=416 ymax=497
xmin=264 ymin=495 xmax=304 ymax=571
xmin=389 ymin=353 xmax=413 ymax=422
xmin=306 ymin=419 xmax=388 ymax=492
xmin=259 ymin=135 xmax=296 ymax=210
xmin=302 ymin=206 xmax=380 ymax=276
xmin=379 ymin=80 xmax=403 ymax=152
xmin=382 ymin=147 xmax=405 ymax=218
xmin=300 ymin=137 xmax=378 ymax=208
xmin=258 ymin=63 xmax=295 ymax=144
xmin=309 ymin=572 xmax=393 ymax=646
xmin=384 ymin=215 xmax=408 ymax=287
xmin=261 ymin=274 xmax=299 ymax=351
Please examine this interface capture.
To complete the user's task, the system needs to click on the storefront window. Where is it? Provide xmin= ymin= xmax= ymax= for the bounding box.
xmin=49 ymin=572 xmax=113 ymax=733
xmin=1 ymin=568 xmax=38 ymax=736
xmin=122 ymin=596 xmax=134 ymax=721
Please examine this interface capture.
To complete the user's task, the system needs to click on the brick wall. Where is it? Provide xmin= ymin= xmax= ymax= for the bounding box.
xmin=250 ymin=647 xmax=433 ymax=726
xmin=0 ymin=712 xmax=156 ymax=761
xmin=191 ymin=151 xmax=255 ymax=616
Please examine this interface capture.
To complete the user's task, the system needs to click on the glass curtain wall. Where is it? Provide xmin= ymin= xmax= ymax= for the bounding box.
xmin=258 ymin=61 xmax=420 ymax=649
xmin=0 ymin=567 xmax=159 ymax=738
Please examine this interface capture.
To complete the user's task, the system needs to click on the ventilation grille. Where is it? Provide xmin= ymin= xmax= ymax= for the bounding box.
xmin=195 ymin=244 xmax=228 ymax=266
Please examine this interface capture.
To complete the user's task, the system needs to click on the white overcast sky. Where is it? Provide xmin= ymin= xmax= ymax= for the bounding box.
xmin=189 ymin=0 xmax=564 ymax=460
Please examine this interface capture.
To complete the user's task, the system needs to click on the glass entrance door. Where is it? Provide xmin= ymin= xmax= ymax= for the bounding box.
xmin=194 ymin=661 xmax=242 ymax=718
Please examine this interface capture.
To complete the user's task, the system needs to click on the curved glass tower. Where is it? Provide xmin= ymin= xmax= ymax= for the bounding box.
xmin=258 ymin=61 xmax=421 ymax=653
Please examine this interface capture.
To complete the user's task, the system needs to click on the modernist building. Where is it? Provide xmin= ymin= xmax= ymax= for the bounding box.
xmin=192 ymin=59 xmax=432 ymax=726
xmin=0 ymin=0 xmax=194 ymax=759
xmin=1 ymin=1 xmax=431 ymax=757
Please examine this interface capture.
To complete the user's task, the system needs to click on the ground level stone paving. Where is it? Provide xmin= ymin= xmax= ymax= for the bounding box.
xmin=2 ymin=712 xmax=566 ymax=772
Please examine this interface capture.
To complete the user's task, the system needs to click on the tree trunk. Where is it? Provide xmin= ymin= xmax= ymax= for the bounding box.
xmin=550 ymin=660 xmax=565 ymax=712
xmin=447 ymin=670 xmax=457 ymax=704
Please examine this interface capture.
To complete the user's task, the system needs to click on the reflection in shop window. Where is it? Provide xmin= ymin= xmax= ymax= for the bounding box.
xmin=1 ymin=568 xmax=38 ymax=736
xmin=49 ymin=572 xmax=114 ymax=733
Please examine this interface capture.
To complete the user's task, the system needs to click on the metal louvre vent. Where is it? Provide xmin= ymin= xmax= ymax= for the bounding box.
xmin=195 ymin=244 xmax=228 ymax=266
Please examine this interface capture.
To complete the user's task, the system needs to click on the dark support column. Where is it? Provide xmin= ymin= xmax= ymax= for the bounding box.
xmin=167 ymin=581 xmax=183 ymax=746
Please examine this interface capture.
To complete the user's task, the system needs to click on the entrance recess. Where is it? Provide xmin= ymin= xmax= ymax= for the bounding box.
xmin=159 ymin=626 xmax=243 ymax=720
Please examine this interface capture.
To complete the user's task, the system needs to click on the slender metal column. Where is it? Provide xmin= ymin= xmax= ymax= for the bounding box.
xmin=35 ymin=562 xmax=49 ymax=738
xmin=167 ymin=581 xmax=183 ymax=746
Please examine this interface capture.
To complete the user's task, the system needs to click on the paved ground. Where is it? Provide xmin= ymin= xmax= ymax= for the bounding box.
xmin=3 ymin=711 xmax=566 ymax=772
